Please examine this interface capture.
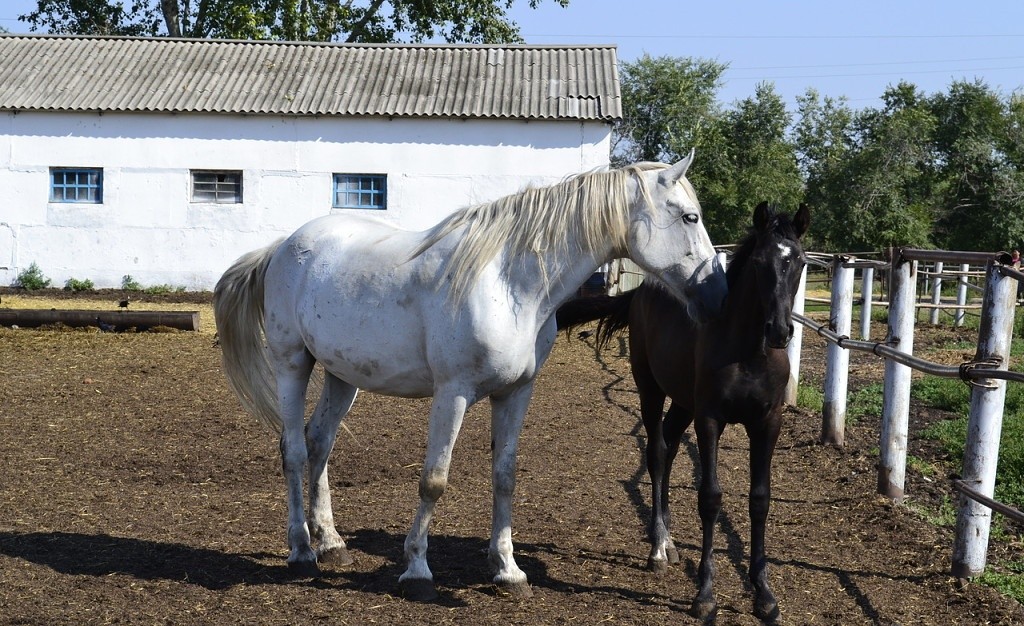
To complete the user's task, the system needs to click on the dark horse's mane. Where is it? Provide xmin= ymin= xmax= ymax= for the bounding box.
xmin=725 ymin=205 xmax=799 ymax=289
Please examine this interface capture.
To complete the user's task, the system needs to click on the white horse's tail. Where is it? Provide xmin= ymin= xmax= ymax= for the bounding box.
xmin=214 ymin=239 xmax=286 ymax=433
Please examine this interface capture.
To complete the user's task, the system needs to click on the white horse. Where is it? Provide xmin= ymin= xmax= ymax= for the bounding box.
xmin=213 ymin=153 xmax=725 ymax=600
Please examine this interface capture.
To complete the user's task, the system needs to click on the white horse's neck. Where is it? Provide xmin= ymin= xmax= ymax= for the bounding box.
xmin=504 ymin=175 xmax=638 ymax=327
xmin=504 ymin=234 xmax=618 ymax=328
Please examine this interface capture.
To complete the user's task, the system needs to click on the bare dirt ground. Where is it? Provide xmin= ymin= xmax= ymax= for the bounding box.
xmin=1 ymin=289 xmax=1022 ymax=625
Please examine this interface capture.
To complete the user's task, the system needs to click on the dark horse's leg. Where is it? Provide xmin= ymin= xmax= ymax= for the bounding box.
xmin=636 ymin=381 xmax=672 ymax=573
xmin=691 ymin=414 xmax=724 ymax=619
xmin=659 ymin=401 xmax=693 ymax=566
xmin=746 ymin=414 xmax=783 ymax=622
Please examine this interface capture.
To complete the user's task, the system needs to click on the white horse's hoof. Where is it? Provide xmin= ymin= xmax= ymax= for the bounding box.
xmin=495 ymin=580 xmax=533 ymax=599
xmin=647 ymin=556 xmax=669 ymax=574
xmin=400 ymin=577 xmax=439 ymax=602
xmin=318 ymin=546 xmax=354 ymax=566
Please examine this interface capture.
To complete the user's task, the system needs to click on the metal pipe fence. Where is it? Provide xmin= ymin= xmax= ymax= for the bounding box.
xmin=792 ymin=247 xmax=1022 ymax=579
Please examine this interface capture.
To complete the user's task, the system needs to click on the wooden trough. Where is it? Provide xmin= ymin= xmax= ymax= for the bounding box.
xmin=0 ymin=309 xmax=200 ymax=332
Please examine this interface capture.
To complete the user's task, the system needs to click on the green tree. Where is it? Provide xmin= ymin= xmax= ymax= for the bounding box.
xmin=931 ymin=80 xmax=1024 ymax=251
xmin=802 ymin=82 xmax=937 ymax=252
xmin=698 ymin=82 xmax=803 ymax=244
xmin=612 ymin=54 xmax=727 ymax=166
xmin=21 ymin=0 xmax=568 ymax=42
xmin=793 ymin=88 xmax=855 ymax=249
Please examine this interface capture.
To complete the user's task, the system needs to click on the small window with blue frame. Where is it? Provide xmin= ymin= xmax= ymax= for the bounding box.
xmin=50 ymin=167 xmax=103 ymax=203
xmin=333 ymin=174 xmax=386 ymax=210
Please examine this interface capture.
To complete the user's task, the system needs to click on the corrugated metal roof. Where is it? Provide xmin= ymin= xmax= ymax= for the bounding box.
xmin=0 ymin=35 xmax=621 ymax=121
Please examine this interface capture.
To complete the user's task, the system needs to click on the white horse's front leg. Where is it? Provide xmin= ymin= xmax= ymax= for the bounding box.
xmin=488 ymin=382 xmax=535 ymax=598
xmin=399 ymin=388 xmax=469 ymax=601
xmin=306 ymin=373 xmax=358 ymax=565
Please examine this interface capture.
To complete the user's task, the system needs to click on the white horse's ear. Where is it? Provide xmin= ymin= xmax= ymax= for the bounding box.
xmin=658 ymin=148 xmax=696 ymax=186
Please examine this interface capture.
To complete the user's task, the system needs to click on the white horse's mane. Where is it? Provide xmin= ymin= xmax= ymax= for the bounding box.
xmin=415 ymin=161 xmax=699 ymax=303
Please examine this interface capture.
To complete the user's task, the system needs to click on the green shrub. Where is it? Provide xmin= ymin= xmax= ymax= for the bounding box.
xmin=15 ymin=262 xmax=51 ymax=290
xmin=143 ymin=284 xmax=180 ymax=295
xmin=63 ymin=277 xmax=94 ymax=292
xmin=121 ymin=274 xmax=142 ymax=290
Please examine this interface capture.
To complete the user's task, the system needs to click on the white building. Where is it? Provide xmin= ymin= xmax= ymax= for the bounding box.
xmin=0 ymin=35 xmax=621 ymax=289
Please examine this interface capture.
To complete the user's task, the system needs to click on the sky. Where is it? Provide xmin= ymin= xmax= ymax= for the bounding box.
xmin=2 ymin=0 xmax=1023 ymax=111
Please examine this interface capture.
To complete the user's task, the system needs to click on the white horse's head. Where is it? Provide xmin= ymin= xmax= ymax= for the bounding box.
xmin=625 ymin=152 xmax=726 ymax=321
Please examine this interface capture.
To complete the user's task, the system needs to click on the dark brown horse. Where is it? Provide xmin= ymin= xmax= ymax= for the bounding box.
xmin=558 ymin=201 xmax=809 ymax=622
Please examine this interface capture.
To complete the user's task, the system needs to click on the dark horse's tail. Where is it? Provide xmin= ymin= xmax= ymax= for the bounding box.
xmin=556 ymin=290 xmax=636 ymax=350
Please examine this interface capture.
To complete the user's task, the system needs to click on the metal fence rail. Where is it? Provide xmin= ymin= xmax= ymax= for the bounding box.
xmin=792 ymin=312 xmax=1024 ymax=385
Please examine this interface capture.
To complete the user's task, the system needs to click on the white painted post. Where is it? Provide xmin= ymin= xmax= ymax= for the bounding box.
xmin=951 ymin=260 xmax=1017 ymax=578
xmin=785 ymin=265 xmax=808 ymax=406
xmin=878 ymin=255 xmax=917 ymax=501
xmin=930 ymin=261 xmax=944 ymax=325
xmin=860 ymin=266 xmax=874 ymax=340
xmin=821 ymin=258 xmax=854 ymax=446
xmin=955 ymin=263 xmax=970 ymax=327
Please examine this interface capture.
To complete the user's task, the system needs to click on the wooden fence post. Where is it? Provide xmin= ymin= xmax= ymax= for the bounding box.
xmin=821 ymin=258 xmax=854 ymax=446
xmin=951 ymin=259 xmax=1017 ymax=578
xmin=930 ymin=261 xmax=944 ymax=325
xmin=785 ymin=265 xmax=808 ymax=406
xmin=955 ymin=263 xmax=970 ymax=327
xmin=878 ymin=253 xmax=917 ymax=501
xmin=860 ymin=266 xmax=874 ymax=340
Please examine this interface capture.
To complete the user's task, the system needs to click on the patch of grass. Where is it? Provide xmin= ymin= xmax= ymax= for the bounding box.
xmin=907 ymin=494 xmax=956 ymax=527
xmin=847 ymin=382 xmax=885 ymax=424
xmin=796 ymin=385 xmax=823 ymax=413
xmin=912 ymin=377 xmax=970 ymax=414
xmin=916 ymin=377 xmax=1024 ymax=510
xmin=978 ymin=561 xmax=1024 ymax=603
xmin=906 ymin=454 xmax=937 ymax=478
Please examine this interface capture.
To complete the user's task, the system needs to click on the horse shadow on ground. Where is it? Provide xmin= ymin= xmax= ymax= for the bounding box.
xmin=0 ymin=530 xmax=290 ymax=590
xmin=0 ymin=528 xmax=682 ymax=610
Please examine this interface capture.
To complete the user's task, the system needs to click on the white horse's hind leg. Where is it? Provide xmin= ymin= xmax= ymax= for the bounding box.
xmin=272 ymin=352 xmax=319 ymax=577
xmin=307 ymin=372 xmax=358 ymax=566
xmin=488 ymin=382 xmax=534 ymax=598
xmin=399 ymin=388 xmax=470 ymax=601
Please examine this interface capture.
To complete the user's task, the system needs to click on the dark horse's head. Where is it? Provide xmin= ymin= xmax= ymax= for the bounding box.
xmin=727 ymin=201 xmax=810 ymax=350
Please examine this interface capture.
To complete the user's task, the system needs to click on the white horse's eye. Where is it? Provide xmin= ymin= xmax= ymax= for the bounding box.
xmin=683 ymin=213 xmax=699 ymax=224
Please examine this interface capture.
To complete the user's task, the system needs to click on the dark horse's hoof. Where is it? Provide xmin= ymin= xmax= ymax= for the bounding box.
xmin=400 ymin=577 xmax=440 ymax=602
xmin=286 ymin=559 xmax=322 ymax=578
xmin=754 ymin=590 xmax=780 ymax=624
xmin=318 ymin=546 xmax=354 ymax=566
xmin=690 ymin=597 xmax=717 ymax=621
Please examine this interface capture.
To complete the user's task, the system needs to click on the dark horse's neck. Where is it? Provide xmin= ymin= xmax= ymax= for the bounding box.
xmin=712 ymin=237 xmax=792 ymax=359
xmin=713 ymin=267 xmax=773 ymax=358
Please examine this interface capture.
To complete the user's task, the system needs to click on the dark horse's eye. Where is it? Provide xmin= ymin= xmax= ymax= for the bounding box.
xmin=683 ymin=213 xmax=699 ymax=224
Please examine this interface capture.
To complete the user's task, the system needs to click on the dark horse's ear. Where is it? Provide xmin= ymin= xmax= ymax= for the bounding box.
xmin=752 ymin=201 xmax=774 ymax=232
xmin=792 ymin=203 xmax=811 ymax=238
